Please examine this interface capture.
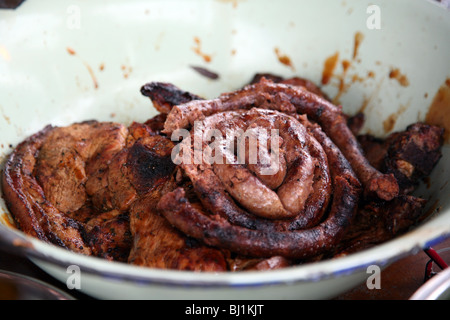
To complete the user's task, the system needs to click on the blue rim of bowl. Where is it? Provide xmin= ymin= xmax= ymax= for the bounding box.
xmin=2 ymin=220 xmax=450 ymax=290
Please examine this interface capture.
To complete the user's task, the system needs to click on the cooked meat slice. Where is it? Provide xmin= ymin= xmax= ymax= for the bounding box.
xmin=128 ymin=190 xmax=228 ymax=272
xmin=2 ymin=125 xmax=91 ymax=254
xmin=36 ymin=121 xmax=128 ymax=213
xmin=247 ymin=256 xmax=292 ymax=271
xmin=126 ymin=137 xmax=177 ymax=195
xmin=249 ymin=73 xmax=285 ymax=84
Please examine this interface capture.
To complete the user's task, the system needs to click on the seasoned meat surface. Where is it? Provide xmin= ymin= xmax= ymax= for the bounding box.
xmin=359 ymin=123 xmax=444 ymax=194
xmin=2 ymin=125 xmax=92 ymax=254
xmin=36 ymin=121 xmax=128 ymax=213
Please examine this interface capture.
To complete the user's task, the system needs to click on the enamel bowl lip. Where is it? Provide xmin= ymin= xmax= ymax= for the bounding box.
xmin=2 ymin=217 xmax=450 ymax=288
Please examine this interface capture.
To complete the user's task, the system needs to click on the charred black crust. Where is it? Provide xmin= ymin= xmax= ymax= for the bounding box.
xmin=126 ymin=142 xmax=176 ymax=195
xmin=140 ymin=82 xmax=202 ymax=112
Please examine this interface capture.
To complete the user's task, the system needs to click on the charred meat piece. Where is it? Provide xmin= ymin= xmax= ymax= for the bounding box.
xmin=346 ymin=112 xmax=366 ymax=136
xmin=2 ymin=121 xmax=135 ymax=259
xmin=336 ymin=123 xmax=444 ymax=256
xmin=140 ymin=82 xmax=203 ymax=114
xmin=382 ymin=123 xmax=444 ymax=194
xmin=335 ymin=195 xmax=428 ymax=256
xmin=359 ymin=123 xmax=444 ymax=194
xmin=36 ymin=121 xmax=128 ymax=214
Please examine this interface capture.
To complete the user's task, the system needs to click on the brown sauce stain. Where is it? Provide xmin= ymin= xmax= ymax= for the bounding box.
xmin=321 ymin=52 xmax=339 ymax=85
xmin=425 ymin=78 xmax=450 ymax=142
xmin=383 ymin=104 xmax=407 ymax=133
xmin=66 ymin=47 xmax=99 ymax=89
xmin=322 ymin=31 xmax=371 ymax=105
xmin=353 ymin=32 xmax=364 ymax=60
xmin=66 ymin=47 xmax=76 ymax=55
xmin=1 ymin=105 xmax=11 ymax=125
xmin=84 ymin=62 xmax=98 ymax=88
xmin=358 ymin=96 xmax=370 ymax=114
xmin=333 ymin=60 xmax=357 ymax=105
xmin=274 ymin=47 xmax=295 ymax=71
xmin=342 ymin=59 xmax=351 ymax=73
xmin=389 ymin=68 xmax=410 ymax=87
xmin=192 ymin=37 xmax=212 ymax=63
xmin=121 ymin=65 xmax=133 ymax=79
xmin=357 ymin=77 xmax=385 ymax=115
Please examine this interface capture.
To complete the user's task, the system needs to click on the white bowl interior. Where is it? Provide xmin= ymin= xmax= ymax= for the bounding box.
xmin=1 ymin=0 xmax=450 ymax=299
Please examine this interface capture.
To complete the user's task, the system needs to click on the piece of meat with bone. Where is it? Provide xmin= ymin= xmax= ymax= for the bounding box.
xmin=358 ymin=122 xmax=444 ymax=195
xmin=335 ymin=122 xmax=445 ymax=256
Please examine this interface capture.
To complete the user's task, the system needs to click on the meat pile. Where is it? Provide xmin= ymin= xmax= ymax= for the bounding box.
xmin=1 ymin=74 xmax=444 ymax=271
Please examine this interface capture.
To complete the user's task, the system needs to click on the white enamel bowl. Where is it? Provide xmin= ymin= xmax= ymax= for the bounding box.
xmin=1 ymin=0 xmax=449 ymax=299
